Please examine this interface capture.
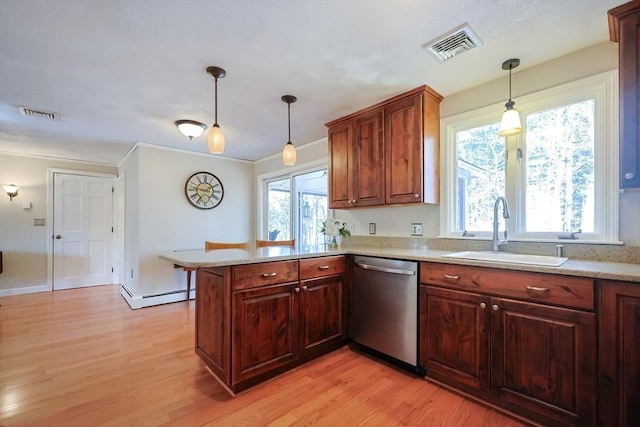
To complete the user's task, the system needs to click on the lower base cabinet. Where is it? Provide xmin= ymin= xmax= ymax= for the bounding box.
xmin=420 ymin=262 xmax=596 ymax=427
xmin=196 ymin=256 xmax=346 ymax=393
xmin=299 ymin=274 xmax=345 ymax=360
xmin=232 ymin=282 xmax=300 ymax=384
xmin=598 ymin=280 xmax=640 ymax=427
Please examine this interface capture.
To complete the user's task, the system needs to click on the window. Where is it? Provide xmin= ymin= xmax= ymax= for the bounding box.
xmin=441 ymin=71 xmax=618 ymax=243
xmin=262 ymin=166 xmax=328 ymax=248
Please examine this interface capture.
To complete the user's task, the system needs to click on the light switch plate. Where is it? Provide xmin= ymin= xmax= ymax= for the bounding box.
xmin=411 ymin=223 xmax=423 ymax=236
xmin=369 ymin=223 xmax=376 ymax=235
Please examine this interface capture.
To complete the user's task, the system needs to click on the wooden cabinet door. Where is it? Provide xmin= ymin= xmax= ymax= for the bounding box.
xmin=609 ymin=2 xmax=640 ymax=188
xmin=490 ymin=297 xmax=596 ymax=427
xmin=232 ymin=283 xmax=299 ymax=384
xmin=353 ymin=110 xmax=384 ymax=207
xmin=385 ymin=94 xmax=423 ymax=204
xmin=598 ymin=280 xmax=640 ymax=427
xmin=420 ymin=286 xmax=490 ymax=391
xmin=299 ymin=275 xmax=345 ymax=359
xmin=328 ymin=121 xmax=353 ymax=208
xmin=196 ymin=267 xmax=231 ymax=385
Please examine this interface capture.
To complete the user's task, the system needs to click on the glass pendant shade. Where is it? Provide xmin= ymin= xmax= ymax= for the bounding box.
xmin=282 ymin=141 xmax=296 ymax=166
xmin=499 ymin=106 xmax=523 ymax=136
xmin=207 ymin=124 xmax=225 ymax=154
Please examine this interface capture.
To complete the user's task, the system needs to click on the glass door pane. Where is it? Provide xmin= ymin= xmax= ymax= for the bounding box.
xmin=293 ymin=169 xmax=327 ymax=249
xmin=266 ymin=178 xmax=291 ymax=240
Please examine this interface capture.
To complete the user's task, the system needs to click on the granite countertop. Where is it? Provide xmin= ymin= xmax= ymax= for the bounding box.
xmin=159 ymin=244 xmax=640 ymax=283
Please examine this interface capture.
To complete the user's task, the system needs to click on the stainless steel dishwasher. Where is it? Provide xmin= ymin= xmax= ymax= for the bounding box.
xmin=353 ymin=255 xmax=422 ymax=373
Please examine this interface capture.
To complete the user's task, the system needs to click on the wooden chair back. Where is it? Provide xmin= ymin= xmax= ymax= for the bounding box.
xmin=205 ymin=241 xmax=249 ymax=251
xmin=255 ymin=239 xmax=295 ymax=248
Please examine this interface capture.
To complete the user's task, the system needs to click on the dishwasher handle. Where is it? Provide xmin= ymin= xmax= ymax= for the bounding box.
xmin=355 ymin=262 xmax=416 ymax=276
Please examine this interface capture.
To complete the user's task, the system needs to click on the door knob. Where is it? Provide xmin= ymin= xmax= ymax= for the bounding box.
xmin=55 ymin=235 xmax=62 ymax=240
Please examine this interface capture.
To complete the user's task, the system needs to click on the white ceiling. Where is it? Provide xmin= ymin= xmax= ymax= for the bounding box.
xmin=0 ymin=0 xmax=622 ymax=165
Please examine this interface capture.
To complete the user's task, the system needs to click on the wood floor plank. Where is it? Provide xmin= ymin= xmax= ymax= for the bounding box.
xmin=0 ymin=285 xmax=525 ymax=426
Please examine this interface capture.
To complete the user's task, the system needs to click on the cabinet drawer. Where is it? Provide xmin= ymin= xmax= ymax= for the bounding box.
xmin=420 ymin=262 xmax=594 ymax=310
xmin=299 ymin=256 xmax=345 ymax=280
xmin=233 ymin=260 xmax=298 ymax=290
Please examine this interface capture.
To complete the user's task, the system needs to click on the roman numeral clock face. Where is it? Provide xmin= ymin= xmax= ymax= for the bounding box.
xmin=184 ymin=171 xmax=224 ymax=209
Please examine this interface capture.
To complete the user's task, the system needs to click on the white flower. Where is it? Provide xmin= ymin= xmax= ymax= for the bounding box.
xmin=321 ymin=219 xmax=351 ymax=237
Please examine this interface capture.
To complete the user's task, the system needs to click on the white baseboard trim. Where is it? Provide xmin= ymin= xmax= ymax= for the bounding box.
xmin=0 ymin=284 xmax=50 ymax=297
xmin=120 ymin=285 xmax=194 ymax=309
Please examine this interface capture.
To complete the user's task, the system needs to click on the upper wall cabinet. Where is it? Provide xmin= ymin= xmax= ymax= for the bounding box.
xmin=326 ymin=85 xmax=443 ymax=209
xmin=609 ymin=1 xmax=640 ymax=189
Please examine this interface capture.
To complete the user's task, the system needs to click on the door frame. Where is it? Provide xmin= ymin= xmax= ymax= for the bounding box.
xmin=46 ymin=168 xmax=118 ymax=291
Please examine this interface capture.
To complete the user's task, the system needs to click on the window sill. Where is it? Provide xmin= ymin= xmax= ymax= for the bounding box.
xmin=437 ymin=235 xmax=624 ymax=246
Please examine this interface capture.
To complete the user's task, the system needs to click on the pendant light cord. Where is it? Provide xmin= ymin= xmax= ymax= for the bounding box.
xmin=287 ymin=101 xmax=291 ymax=143
xmin=214 ymin=77 xmax=218 ymax=125
xmin=508 ymin=65 xmax=512 ymax=102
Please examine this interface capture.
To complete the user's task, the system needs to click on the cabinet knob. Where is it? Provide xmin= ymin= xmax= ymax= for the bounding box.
xmin=480 ymin=302 xmax=486 ymax=309
xmin=302 ymin=285 xmax=308 ymax=291
xmin=352 ymin=199 xmax=357 ymax=203
xmin=55 ymin=235 xmax=62 ymax=240
xmin=294 ymin=287 xmax=300 ymax=293
xmin=262 ymin=272 xmax=277 ymax=278
xmin=492 ymin=304 xmax=499 ymax=312
xmin=625 ymin=172 xmax=634 ymax=179
xmin=414 ymin=194 xmax=420 ymax=198
xmin=319 ymin=265 xmax=330 ymax=270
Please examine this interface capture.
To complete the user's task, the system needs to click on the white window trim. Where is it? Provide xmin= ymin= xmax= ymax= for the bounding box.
xmin=440 ymin=70 xmax=620 ymax=244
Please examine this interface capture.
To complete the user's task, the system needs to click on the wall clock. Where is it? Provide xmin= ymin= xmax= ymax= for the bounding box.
xmin=184 ymin=171 xmax=224 ymax=209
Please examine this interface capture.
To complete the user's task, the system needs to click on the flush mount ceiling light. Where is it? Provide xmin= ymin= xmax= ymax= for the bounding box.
xmin=206 ymin=66 xmax=226 ymax=154
xmin=281 ymin=95 xmax=297 ymax=166
xmin=175 ymin=120 xmax=206 ymax=140
xmin=3 ymin=184 xmax=19 ymax=201
xmin=499 ymin=58 xmax=523 ymax=137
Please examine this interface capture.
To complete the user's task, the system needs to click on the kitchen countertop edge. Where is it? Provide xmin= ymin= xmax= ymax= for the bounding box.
xmin=159 ymin=245 xmax=640 ymax=283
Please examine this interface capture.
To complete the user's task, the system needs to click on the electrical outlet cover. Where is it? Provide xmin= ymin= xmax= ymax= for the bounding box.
xmin=411 ymin=223 xmax=423 ymax=236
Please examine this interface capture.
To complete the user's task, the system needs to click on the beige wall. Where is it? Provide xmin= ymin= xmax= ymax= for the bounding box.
xmin=0 ymin=154 xmax=117 ymax=294
xmin=125 ymin=144 xmax=255 ymax=298
xmin=254 ymin=138 xmax=328 ymax=177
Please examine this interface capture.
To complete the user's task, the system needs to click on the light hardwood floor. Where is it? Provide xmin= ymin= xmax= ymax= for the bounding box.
xmin=0 ymin=285 xmax=525 ymax=426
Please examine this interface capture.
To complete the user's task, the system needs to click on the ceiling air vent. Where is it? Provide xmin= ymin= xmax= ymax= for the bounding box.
xmin=422 ymin=24 xmax=482 ymax=62
xmin=19 ymin=106 xmax=59 ymax=121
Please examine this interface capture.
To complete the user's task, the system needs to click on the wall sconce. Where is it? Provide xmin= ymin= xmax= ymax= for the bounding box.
xmin=3 ymin=184 xmax=19 ymax=201
xmin=175 ymin=120 xmax=206 ymax=140
xmin=498 ymin=58 xmax=523 ymax=137
xmin=281 ymin=95 xmax=297 ymax=166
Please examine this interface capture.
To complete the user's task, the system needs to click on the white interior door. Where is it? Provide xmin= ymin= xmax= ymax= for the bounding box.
xmin=53 ymin=173 xmax=115 ymax=290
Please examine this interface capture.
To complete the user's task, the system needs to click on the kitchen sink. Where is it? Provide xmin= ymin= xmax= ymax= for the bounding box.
xmin=441 ymin=251 xmax=568 ymax=267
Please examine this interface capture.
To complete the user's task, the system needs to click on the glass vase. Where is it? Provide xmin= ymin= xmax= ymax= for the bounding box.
xmin=325 ymin=234 xmax=342 ymax=250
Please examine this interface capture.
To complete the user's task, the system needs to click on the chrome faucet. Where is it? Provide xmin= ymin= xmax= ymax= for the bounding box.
xmin=492 ymin=196 xmax=511 ymax=252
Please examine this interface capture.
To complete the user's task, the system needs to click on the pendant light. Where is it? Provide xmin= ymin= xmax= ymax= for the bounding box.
xmin=498 ymin=58 xmax=523 ymax=137
xmin=281 ymin=95 xmax=297 ymax=166
xmin=206 ymin=66 xmax=226 ymax=154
